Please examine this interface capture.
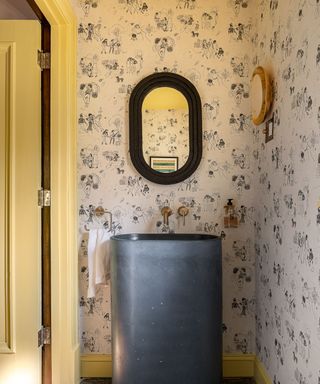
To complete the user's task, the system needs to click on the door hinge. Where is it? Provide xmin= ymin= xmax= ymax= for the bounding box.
xmin=38 ymin=326 xmax=51 ymax=347
xmin=38 ymin=189 xmax=51 ymax=207
xmin=37 ymin=50 xmax=50 ymax=70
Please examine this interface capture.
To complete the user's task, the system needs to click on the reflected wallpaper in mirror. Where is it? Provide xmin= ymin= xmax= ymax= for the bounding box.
xmin=142 ymin=87 xmax=189 ymax=172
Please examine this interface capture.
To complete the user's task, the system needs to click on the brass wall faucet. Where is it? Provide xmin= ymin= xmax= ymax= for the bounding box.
xmin=161 ymin=206 xmax=173 ymax=226
xmin=178 ymin=206 xmax=189 ymax=226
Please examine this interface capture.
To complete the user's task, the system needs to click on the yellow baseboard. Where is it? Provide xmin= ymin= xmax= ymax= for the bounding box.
xmin=81 ymin=354 xmax=112 ymax=378
xmin=80 ymin=353 xmax=270 ymax=383
xmin=254 ymin=357 xmax=272 ymax=384
xmin=223 ymin=354 xmax=255 ymax=377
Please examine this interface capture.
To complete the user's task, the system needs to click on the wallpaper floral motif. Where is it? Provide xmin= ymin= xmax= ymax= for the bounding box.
xmin=74 ymin=0 xmax=255 ymax=357
xmin=252 ymin=1 xmax=320 ymax=383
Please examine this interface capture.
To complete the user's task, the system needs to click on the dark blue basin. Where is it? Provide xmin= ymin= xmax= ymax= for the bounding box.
xmin=111 ymin=233 xmax=222 ymax=384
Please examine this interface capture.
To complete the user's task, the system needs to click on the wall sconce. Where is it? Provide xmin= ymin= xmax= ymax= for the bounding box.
xmin=251 ymin=66 xmax=272 ymax=126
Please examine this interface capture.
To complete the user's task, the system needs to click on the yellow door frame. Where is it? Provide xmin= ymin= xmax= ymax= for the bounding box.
xmin=34 ymin=1 xmax=78 ymax=383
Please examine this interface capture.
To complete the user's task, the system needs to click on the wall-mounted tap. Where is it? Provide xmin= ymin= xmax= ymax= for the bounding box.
xmin=178 ymin=206 xmax=189 ymax=226
xmin=161 ymin=206 xmax=173 ymax=226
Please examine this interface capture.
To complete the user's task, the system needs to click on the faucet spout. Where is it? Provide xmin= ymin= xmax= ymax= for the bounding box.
xmin=161 ymin=206 xmax=173 ymax=226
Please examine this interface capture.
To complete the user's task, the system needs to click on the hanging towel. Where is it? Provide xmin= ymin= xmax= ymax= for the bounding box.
xmin=87 ymin=228 xmax=111 ymax=298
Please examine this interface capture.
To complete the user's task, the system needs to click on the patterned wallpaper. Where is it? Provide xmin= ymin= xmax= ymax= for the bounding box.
xmin=74 ymin=0 xmax=256 ymax=357
xmin=252 ymin=1 xmax=320 ymax=383
xmin=74 ymin=1 xmax=320 ymax=380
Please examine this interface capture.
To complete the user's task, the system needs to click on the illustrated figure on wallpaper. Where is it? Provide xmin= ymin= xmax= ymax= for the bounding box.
xmin=297 ymin=186 xmax=309 ymax=216
xmin=81 ymin=331 xmax=96 ymax=352
xmin=273 ymin=192 xmax=281 ymax=218
xmin=195 ymin=38 xmax=224 ymax=59
xmin=274 ymin=306 xmax=283 ymax=336
xmin=203 ymin=222 xmax=218 ymax=233
xmin=81 ymin=22 xmax=101 ymax=42
xmin=80 ymin=145 xmax=99 ymax=168
xmin=285 ymin=286 xmax=297 ymax=319
xmin=102 ymin=150 xmax=119 ymax=163
xmin=178 ymin=176 xmax=198 ymax=192
xmin=79 ymin=112 xmax=102 ymax=133
xmin=203 ymin=193 xmax=221 ymax=212
xmin=130 ymin=23 xmax=148 ymax=41
xmin=177 ymin=14 xmax=198 ymax=30
xmin=281 ymin=34 xmax=293 ymax=61
xmin=273 ymin=224 xmax=283 ymax=245
xmin=230 ymin=56 xmax=249 ymax=77
xmin=79 ymin=55 xmax=99 ymax=78
xmin=316 ymin=207 xmax=320 ymax=225
xmin=203 ymin=100 xmax=220 ymax=120
xmin=228 ymin=0 xmax=249 ymax=15
xmin=126 ymin=53 xmax=143 ymax=74
xmin=228 ymin=22 xmax=251 ymax=41
xmin=201 ymin=10 xmax=218 ymax=30
xmin=101 ymin=37 xmax=121 ymax=55
xmin=80 ymin=0 xmax=99 ymax=16
xmin=232 ymin=174 xmax=251 ymax=194
xmin=101 ymin=59 xmax=122 ymax=76
xmin=229 ymin=112 xmax=250 ymax=132
xmin=273 ymin=262 xmax=284 ymax=286
xmin=269 ymin=28 xmax=280 ymax=56
xmin=80 ymin=82 xmax=100 ymax=106
xmin=123 ymin=0 xmax=149 ymax=14
xmin=232 ymin=239 xmax=251 ymax=261
xmin=154 ymin=10 xmax=173 ymax=32
xmin=80 ymin=173 xmax=101 ymax=198
xmin=282 ymin=65 xmax=294 ymax=83
xmin=233 ymin=333 xmax=249 ymax=353
xmin=176 ymin=0 xmax=196 ymax=10
xmin=292 ymin=87 xmax=313 ymax=120
xmin=207 ymin=159 xmax=230 ymax=178
xmin=153 ymin=36 xmax=175 ymax=59
xmin=232 ymin=267 xmax=252 ymax=289
xmin=230 ymin=83 xmax=249 ymax=104
xmin=274 ymin=338 xmax=284 ymax=366
xmin=283 ymin=162 xmax=295 ymax=186
xmin=297 ymin=330 xmax=311 ymax=363
xmin=232 ymin=148 xmax=249 ymax=169
xmin=271 ymin=146 xmax=282 ymax=170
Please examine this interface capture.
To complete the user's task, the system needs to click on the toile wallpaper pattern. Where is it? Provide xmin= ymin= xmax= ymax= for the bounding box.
xmin=252 ymin=1 xmax=320 ymax=383
xmin=74 ymin=0 xmax=255 ymax=357
xmin=74 ymin=0 xmax=320 ymax=381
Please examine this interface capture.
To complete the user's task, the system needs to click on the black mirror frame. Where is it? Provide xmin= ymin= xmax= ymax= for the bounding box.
xmin=129 ymin=72 xmax=202 ymax=185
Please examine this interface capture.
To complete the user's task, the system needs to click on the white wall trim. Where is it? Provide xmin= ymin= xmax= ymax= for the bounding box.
xmin=80 ymin=354 xmax=271 ymax=383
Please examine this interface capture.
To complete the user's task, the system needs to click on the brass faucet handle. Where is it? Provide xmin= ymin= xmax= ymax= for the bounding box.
xmin=178 ymin=206 xmax=189 ymax=217
xmin=178 ymin=206 xmax=189 ymax=226
xmin=161 ymin=206 xmax=173 ymax=226
xmin=161 ymin=206 xmax=173 ymax=216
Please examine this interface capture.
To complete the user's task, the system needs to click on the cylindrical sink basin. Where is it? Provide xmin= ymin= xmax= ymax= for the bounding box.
xmin=111 ymin=233 xmax=222 ymax=384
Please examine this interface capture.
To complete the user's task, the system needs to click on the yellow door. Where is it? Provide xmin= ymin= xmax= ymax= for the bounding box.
xmin=0 ymin=21 xmax=42 ymax=384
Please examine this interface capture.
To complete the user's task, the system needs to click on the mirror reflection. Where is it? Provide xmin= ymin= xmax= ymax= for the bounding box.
xmin=142 ymin=87 xmax=189 ymax=173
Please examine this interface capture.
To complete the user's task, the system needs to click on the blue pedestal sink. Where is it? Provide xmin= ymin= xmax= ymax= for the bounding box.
xmin=110 ymin=233 xmax=222 ymax=384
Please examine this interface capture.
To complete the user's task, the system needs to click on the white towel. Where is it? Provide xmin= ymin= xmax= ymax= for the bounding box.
xmin=87 ymin=228 xmax=111 ymax=298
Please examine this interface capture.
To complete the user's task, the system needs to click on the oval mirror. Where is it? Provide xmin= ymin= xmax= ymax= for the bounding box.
xmin=129 ymin=73 xmax=202 ymax=185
